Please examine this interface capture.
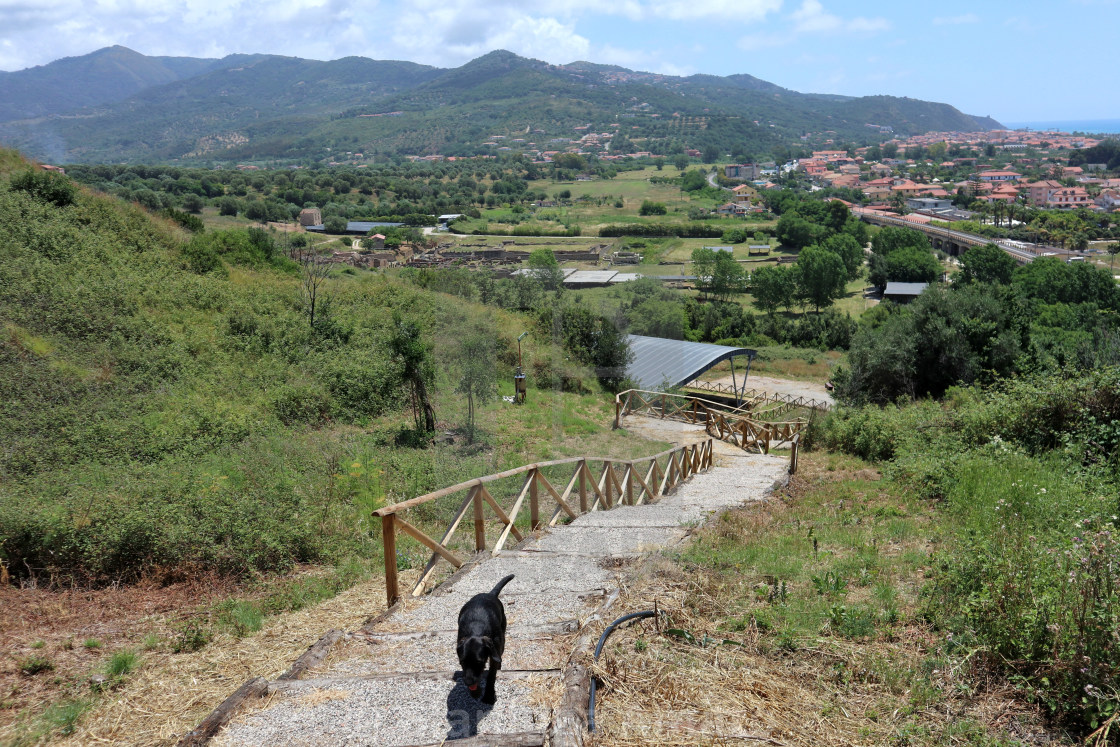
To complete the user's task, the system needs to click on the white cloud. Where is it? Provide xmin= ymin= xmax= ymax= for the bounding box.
xmin=791 ymin=0 xmax=888 ymax=34
xmin=654 ymin=0 xmax=781 ymax=21
xmin=933 ymin=13 xmax=979 ymax=25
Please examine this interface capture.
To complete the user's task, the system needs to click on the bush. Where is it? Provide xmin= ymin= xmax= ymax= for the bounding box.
xmin=11 ymin=168 xmax=78 ymax=207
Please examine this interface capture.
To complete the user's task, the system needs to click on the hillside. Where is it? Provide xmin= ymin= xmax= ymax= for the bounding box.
xmin=0 ymin=48 xmax=1003 ymax=165
xmin=0 ymin=45 xmax=227 ymax=124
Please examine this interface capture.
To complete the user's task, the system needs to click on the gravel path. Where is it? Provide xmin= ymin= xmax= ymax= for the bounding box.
xmin=211 ymin=421 xmax=788 ymax=746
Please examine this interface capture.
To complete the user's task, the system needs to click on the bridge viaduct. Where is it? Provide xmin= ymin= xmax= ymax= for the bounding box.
xmin=852 ymin=207 xmax=1058 ymax=265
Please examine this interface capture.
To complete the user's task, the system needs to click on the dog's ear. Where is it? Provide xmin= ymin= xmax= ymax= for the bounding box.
xmin=480 ymin=636 xmax=501 ymax=666
xmin=456 ymin=638 xmax=468 ymax=661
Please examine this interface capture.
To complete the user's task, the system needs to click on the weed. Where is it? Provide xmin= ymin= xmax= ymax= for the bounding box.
xmin=172 ymin=621 xmax=210 ymax=653
xmin=218 ymin=600 xmax=264 ymax=637
xmin=811 ymin=570 xmax=848 ymax=596
xmin=19 ymin=655 xmax=53 ymax=675
xmin=142 ymin=633 xmax=161 ymax=650
xmin=105 ymin=650 xmax=139 ymax=679
xmin=30 ymin=640 xmax=45 ymax=649
xmin=82 ymin=639 xmax=101 ymax=650
xmin=42 ymin=699 xmax=90 ymax=737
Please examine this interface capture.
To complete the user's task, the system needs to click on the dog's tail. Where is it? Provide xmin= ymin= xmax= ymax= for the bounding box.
xmin=489 ymin=574 xmax=515 ymax=597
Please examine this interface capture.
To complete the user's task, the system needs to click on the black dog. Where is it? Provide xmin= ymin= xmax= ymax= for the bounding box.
xmin=456 ymin=574 xmax=514 ymax=705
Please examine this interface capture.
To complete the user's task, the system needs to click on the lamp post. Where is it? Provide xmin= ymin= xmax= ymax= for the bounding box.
xmin=514 ymin=332 xmax=528 ymax=404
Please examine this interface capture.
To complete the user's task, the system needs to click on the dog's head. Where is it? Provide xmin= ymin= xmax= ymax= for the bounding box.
xmin=456 ymin=635 xmax=499 ymax=697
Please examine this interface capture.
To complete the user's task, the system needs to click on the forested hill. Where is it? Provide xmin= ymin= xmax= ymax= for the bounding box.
xmin=0 ymin=48 xmax=1002 ymax=164
xmin=0 ymin=45 xmax=229 ymax=123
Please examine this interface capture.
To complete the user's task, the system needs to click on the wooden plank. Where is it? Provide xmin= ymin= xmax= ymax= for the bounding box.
xmin=382 ymin=513 xmax=399 ymax=607
xmin=405 ymin=733 xmax=547 ymax=747
xmin=537 ymin=470 xmax=579 ymax=523
xmin=472 ymin=484 xmax=486 ymax=551
xmin=549 ymin=663 xmax=590 ymax=747
xmin=529 ymin=468 xmax=540 ymax=530
xmin=397 ymin=516 xmax=464 ymax=569
xmin=178 ymin=676 xmax=268 ymax=747
xmin=578 ymin=460 xmax=587 ymax=513
xmin=413 ymin=491 xmax=475 ymax=596
xmin=357 ymin=619 xmax=579 ymax=642
xmin=277 ymin=629 xmax=344 ymax=681
xmin=268 ymin=669 xmax=562 ymax=694
xmin=630 ymin=461 xmax=656 ymax=505
xmin=492 ymin=472 xmax=535 ymax=555
xmin=480 ymin=484 xmax=523 ymax=543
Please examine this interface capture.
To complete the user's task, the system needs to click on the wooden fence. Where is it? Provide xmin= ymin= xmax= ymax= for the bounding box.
xmin=683 ymin=380 xmax=832 ymax=414
xmin=373 ymin=440 xmax=713 ymax=607
xmin=614 ymin=389 xmax=806 ymax=462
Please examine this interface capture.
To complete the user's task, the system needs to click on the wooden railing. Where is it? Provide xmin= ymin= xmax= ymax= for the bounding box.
xmin=373 ymin=440 xmax=714 ymax=607
xmin=614 ymin=389 xmax=807 ymax=461
xmin=683 ymin=380 xmax=832 ymax=414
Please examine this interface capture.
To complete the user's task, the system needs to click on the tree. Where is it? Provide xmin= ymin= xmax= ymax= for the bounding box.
xmin=709 ymin=252 xmax=746 ymax=301
xmin=672 ymin=154 xmax=689 ymax=171
xmin=820 ymin=233 xmax=864 ymax=281
xmin=527 ymin=248 xmax=565 ymax=291
xmin=456 ymin=334 xmax=497 ymax=440
xmin=959 ymin=243 xmax=1017 ymax=285
xmin=324 ymin=216 xmax=348 ymax=233
xmin=750 ymin=265 xmax=796 ymax=315
xmin=1108 ymin=242 xmax=1120 ymax=271
xmin=388 ymin=313 xmax=436 ymax=434
xmin=775 ymin=212 xmax=824 ymax=250
xmin=218 ymin=197 xmax=240 ymax=216
xmin=794 ymin=245 xmax=848 ymax=312
xmin=294 ymin=244 xmax=333 ymax=330
xmin=639 ymin=200 xmax=667 ymax=216
xmin=871 ymin=225 xmax=929 ymax=256
xmin=884 ymin=246 xmax=941 ymax=285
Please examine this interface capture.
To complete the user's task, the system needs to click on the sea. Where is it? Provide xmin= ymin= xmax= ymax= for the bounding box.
xmin=1002 ymin=118 xmax=1120 ymax=135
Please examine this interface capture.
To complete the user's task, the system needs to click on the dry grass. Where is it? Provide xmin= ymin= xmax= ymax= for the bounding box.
xmin=45 ymin=576 xmax=389 ymax=746
xmin=585 ymin=453 xmax=1066 ymax=747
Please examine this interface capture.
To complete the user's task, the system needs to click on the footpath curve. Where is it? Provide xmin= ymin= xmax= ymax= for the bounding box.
xmin=187 ymin=423 xmax=789 ymax=747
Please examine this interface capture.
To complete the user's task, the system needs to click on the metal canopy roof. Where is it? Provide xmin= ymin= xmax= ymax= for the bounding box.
xmin=625 ymin=334 xmax=756 ymax=390
xmin=883 ymin=282 xmax=929 ymax=296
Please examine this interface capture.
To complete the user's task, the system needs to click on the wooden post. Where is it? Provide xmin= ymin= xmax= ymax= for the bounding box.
xmin=529 ymin=469 xmax=540 ymax=530
xmin=603 ymin=461 xmax=613 ymax=508
xmin=578 ymin=461 xmax=588 ymax=513
xmin=382 ymin=513 xmax=399 ymax=607
xmin=614 ymin=399 xmax=621 ymax=429
xmin=625 ymin=464 xmax=634 ymax=505
xmin=472 ymin=485 xmax=486 ymax=551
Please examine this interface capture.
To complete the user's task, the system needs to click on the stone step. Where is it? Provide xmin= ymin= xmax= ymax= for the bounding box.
xmin=212 ymin=670 xmax=559 ymax=746
xmin=317 ymin=626 xmax=576 ymax=676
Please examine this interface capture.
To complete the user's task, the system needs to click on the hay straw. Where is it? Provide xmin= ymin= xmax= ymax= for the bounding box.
xmin=54 ymin=575 xmax=398 ymax=746
xmin=585 ymin=551 xmax=1056 ymax=746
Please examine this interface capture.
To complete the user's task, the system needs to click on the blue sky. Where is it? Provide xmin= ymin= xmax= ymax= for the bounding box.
xmin=1 ymin=0 xmax=1116 ymax=122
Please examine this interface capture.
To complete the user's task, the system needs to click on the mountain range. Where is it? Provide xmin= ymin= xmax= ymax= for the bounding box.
xmin=0 ymin=47 xmax=1003 ymax=165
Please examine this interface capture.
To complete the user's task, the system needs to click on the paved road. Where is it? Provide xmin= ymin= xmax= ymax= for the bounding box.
xmin=209 ymin=428 xmax=788 ymax=746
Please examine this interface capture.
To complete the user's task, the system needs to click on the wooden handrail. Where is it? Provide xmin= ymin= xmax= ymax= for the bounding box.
xmin=615 ymin=389 xmax=806 ymax=464
xmin=376 ymin=439 xmax=714 ymax=606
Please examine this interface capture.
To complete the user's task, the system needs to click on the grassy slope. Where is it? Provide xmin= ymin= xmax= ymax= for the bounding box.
xmin=0 ymin=151 xmax=678 ymax=741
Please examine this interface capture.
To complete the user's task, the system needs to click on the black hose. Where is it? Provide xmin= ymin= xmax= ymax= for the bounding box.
xmin=588 ymin=610 xmax=657 ymax=732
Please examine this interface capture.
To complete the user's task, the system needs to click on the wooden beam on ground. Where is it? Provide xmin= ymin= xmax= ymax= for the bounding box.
xmin=177 ymin=676 xmax=268 ymax=747
xmin=277 ymin=629 xmax=344 ymax=681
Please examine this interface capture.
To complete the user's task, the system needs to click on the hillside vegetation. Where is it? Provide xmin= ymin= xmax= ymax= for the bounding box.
xmin=0 ymin=48 xmax=1001 ymax=164
xmin=0 ymin=151 xmax=646 ymax=588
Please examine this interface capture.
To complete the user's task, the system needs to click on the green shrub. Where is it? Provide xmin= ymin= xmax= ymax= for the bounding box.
xmin=10 ymin=168 xmax=77 ymax=206
xmin=172 ymin=621 xmax=210 ymax=653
